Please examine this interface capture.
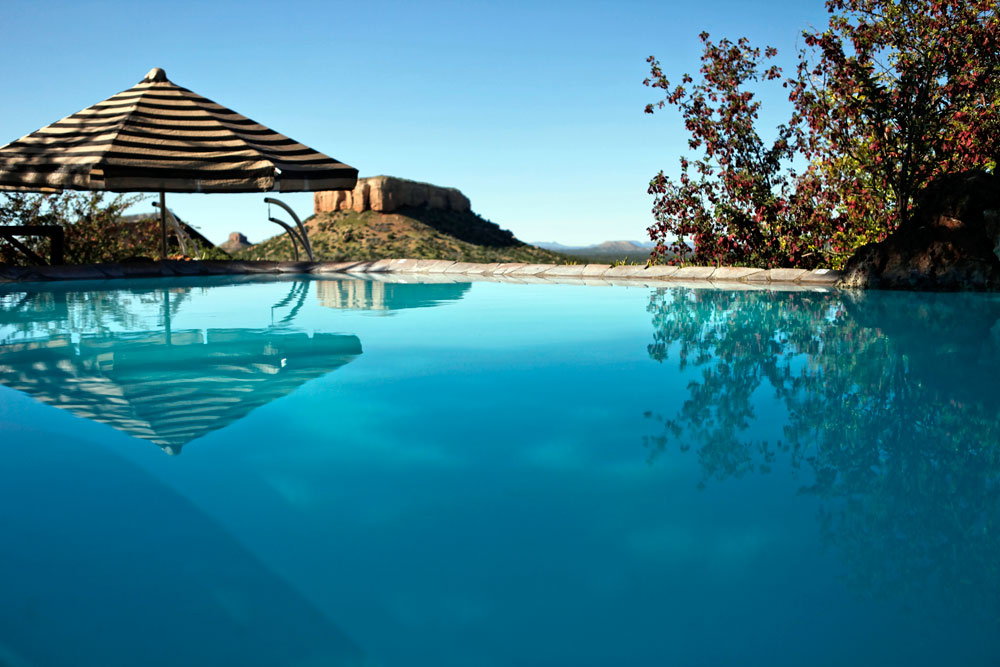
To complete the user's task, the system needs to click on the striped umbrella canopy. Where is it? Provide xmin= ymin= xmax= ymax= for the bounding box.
xmin=0 ymin=67 xmax=358 ymax=194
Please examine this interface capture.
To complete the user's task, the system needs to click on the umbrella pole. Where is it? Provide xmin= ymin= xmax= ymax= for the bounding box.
xmin=159 ymin=190 xmax=168 ymax=260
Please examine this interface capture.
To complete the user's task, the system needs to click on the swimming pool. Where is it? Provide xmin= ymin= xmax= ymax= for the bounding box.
xmin=1 ymin=275 xmax=997 ymax=666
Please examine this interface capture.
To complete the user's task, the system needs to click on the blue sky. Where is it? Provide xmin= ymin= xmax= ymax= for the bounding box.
xmin=0 ymin=0 xmax=829 ymax=246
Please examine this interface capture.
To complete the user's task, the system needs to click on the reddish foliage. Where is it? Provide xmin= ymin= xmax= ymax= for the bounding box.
xmin=645 ymin=0 xmax=1000 ymax=268
xmin=795 ymin=0 xmax=1000 ymax=228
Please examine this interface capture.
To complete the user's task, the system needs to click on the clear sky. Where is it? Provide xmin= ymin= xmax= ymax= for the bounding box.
xmin=0 ymin=0 xmax=829 ymax=246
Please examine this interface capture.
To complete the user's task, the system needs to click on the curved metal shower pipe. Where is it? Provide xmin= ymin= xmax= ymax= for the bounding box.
xmin=264 ymin=197 xmax=314 ymax=261
xmin=152 ymin=201 xmax=190 ymax=257
xmin=268 ymin=217 xmax=304 ymax=261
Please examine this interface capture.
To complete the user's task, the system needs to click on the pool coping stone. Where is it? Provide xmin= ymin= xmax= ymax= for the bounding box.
xmin=0 ymin=260 xmax=846 ymax=288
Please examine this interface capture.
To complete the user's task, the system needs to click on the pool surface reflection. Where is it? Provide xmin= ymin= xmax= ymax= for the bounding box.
xmin=0 ymin=276 xmax=997 ymax=666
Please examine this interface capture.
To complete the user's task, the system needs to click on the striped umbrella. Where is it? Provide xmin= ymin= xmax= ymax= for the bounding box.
xmin=0 ymin=67 xmax=358 ymax=256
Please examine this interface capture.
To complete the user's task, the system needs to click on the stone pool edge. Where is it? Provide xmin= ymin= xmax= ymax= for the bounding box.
xmin=0 ymin=259 xmax=844 ymax=288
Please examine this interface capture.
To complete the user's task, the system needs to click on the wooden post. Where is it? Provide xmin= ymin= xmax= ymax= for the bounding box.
xmin=159 ymin=190 xmax=168 ymax=260
xmin=50 ymin=226 xmax=64 ymax=264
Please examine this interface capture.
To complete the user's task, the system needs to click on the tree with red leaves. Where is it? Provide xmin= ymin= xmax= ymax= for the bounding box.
xmin=795 ymin=0 xmax=1000 ymax=236
xmin=644 ymin=34 xmax=815 ymax=268
xmin=645 ymin=0 xmax=1000 ymax=269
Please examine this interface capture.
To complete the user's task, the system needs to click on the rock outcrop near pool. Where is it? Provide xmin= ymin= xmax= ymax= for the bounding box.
xmin=315 ymin=175 xmax=471 ymax=215
xmin=839 ymin=171 xmax=1000 ymax=291
xmin=235 ymin=175 xmax=563 ymax=264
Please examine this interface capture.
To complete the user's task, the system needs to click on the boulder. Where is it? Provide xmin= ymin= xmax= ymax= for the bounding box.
xmin=314 ymin=176 xmax=472 ymax=215
xmin=839 ymin=171 xmax=1000 ymax=290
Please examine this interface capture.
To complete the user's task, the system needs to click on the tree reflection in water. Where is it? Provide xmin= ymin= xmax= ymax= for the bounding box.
xmin=644 ymin=286 xmax=1000 ymax=619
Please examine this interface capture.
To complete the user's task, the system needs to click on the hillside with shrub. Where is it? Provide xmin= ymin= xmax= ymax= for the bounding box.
xmin=236 ymin=206 xmax=568 ymax=264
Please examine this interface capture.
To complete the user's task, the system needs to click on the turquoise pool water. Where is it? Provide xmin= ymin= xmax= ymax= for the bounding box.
xmin=0 ymin=275 xmax=997 ymax=666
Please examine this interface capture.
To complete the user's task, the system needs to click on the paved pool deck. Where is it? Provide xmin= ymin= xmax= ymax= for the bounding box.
xmin=0 ymin=259 xmax=844 ymax=289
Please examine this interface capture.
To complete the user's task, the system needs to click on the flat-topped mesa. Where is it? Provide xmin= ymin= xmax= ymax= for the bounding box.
xmin=219 ymin=232 xmax=252 ymax=254
xmin=315 ymin=175 xmax=471 ymax=215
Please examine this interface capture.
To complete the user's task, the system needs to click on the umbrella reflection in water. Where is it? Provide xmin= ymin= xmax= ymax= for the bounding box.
xmin=0 ymin=281 xmax=361 ymax=454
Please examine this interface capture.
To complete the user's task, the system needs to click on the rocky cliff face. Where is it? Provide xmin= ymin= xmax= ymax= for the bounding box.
xmin=315 ymin=176 xmax=471 ymax=215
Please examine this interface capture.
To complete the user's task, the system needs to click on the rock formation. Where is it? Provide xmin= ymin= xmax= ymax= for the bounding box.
xmin=314 ymin=176 xmax=471 ymax=215
xmin=219 ymin=232 xmax=252 ymax=254
xmin=839 ymin=171 xmax=1000 ymax=290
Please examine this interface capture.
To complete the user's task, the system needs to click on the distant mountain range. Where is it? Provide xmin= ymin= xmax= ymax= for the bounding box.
xmin=531 ymin=240 xmax=657 ymax=262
